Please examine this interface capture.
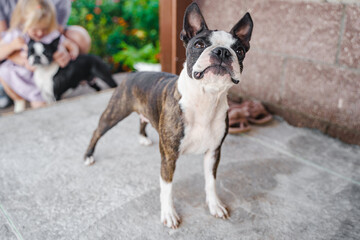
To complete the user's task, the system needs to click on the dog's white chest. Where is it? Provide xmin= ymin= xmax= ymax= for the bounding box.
xmin=178 ymin=71 xmax=228 ymax=155
xmin=34 ymin=63 xmax=59 ymax=103
xmin=180 ymin=102 xmax=227 ymax=155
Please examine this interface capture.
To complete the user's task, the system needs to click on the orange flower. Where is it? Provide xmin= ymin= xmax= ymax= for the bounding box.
xmin=155 ymin=53 xmax=160 ymax=61
xmin=117 ymin=17 xmax=127 ymax=27
xmin=94 ymin=7 xmax=101 ymax=15
xmin=122 ymin=65 xmax=131 ymax=72
xmin=86 ymin=14 xmax=94 ymax=21
xmin=130 ymin=29 xmax=138 ymax=35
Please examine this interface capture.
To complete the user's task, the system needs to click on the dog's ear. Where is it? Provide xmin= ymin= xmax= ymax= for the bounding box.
xmin=49 ymin=35 xmax=61 ymax=50
xmin=28 ymin=38 xmax=35 ymax=49
xmin=180 ymin=3 xmax=208 ymax=46
xmin=230 ymin=12 xmax=253 ymax=51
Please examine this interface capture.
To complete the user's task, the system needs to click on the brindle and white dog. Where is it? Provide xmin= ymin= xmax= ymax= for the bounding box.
xmin=84 ymin=3 xmax=253 ymax=229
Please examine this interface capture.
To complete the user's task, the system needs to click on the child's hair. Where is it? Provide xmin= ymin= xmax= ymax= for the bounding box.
xmin=10 ymin=0 xmax=57 ymax=33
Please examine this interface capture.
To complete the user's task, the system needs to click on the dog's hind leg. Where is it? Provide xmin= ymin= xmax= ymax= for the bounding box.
xmin=138 ymin=116 xmax=152 ymax=146
xmin=88 ymin=80 xmax=101 ymax=91
xmin=84 ymin=89 xmax=132 ymax=165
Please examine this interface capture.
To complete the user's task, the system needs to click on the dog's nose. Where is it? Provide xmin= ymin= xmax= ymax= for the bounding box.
xmin=212 ymin=47 xmax=231 ymax=59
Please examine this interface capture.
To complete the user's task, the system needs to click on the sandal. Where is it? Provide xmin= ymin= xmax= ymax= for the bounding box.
xmin=228 ymin=107 xmax=251 ymax=134
xmin=228 ymin=100 xmax=272 ymax=125
xmin=244 ymin=100 xmax=272 ymax=124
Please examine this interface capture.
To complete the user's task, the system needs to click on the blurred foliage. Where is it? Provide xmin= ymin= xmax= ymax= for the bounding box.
xmin=69 ymin=0 xmax=159 ymax=72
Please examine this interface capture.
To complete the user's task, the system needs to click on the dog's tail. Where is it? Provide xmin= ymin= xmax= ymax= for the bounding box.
xmin=89 ymin=55 xmax=118 ymax=88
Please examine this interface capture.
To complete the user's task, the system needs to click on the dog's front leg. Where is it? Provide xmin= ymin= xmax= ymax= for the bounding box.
xmin=159 ymin=141 xmax=180 ymax=229
xmin=204 ymin=149 xmax=229 ymax=219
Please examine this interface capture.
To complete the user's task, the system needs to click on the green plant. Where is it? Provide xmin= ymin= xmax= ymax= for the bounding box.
xmin=68 ymin=0 xmax=159 ymax=72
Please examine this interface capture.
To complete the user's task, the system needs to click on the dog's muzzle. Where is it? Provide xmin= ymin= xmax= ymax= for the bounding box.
xmin=193 ymin=67 xmax=240 ymax=84
xmin=194 ymin=69 xmax=239 ymax=84
xmin=193 ymin=47 xmax=240 ymax=84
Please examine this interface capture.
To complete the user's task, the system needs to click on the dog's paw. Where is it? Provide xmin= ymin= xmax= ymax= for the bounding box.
xmin=161 ymin=207 xmax=180 ymax=229
xmin=139 ymin=135 xmax=153 ymax=146
xmin=208 ymin=201 xmax=229 ymax=219
xmin=84 ymin=156 xmax=95 ymax=166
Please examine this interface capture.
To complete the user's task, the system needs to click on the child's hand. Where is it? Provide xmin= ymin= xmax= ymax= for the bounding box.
xmin=69 ymin=44 xmax=79 ymax=60
xmin=64 ymin=38 xmax=79 ymax=60
xmin=12 ymin=37 xmax=26 ymax=51
xmin=24 ymin=59 xmax=36 ymax=71
xmin=19 ymin=51 xmax=36 ymax=71
xmin=53 ymin=44 xmax=71 ymax=68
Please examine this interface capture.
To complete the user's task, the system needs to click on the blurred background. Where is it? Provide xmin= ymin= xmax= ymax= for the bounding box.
xmin=69 ymin=0 xmax=159 ymax=72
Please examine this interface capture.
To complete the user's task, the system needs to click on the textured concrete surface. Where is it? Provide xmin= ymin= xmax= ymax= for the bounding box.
xmin=0 ymin=90 xmax=360 ymax=240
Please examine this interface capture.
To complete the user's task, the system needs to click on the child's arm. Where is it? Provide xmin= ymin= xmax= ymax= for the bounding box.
xmin=53 ymin=38 xmax=79 ymax=68
xmin=0 ymin=20 xmax=7 ymax=35
xmin=62 ymin=38 xmax=79 ymax=60
xmin=0 ymin=37 xmax=26 ymax=61
xmin=53 ymin=43 xmax=71 ymax=68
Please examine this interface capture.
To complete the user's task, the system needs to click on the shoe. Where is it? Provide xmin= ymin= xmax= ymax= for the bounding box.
xmin=14 ymin=100 xmax=26 ymax=113
xmin=228 ymin=100 xmax=272 ymax=125
xmin=228 ymin=104 xmax=251 ymax=134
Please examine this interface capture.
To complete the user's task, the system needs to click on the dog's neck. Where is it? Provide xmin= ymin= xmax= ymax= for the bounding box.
xmin=178 ymin=63 xmax=230 ymax=125
xmin=35 ymin=62 xmax=60 ymax=75
xmin=178 ymin=63 xmax=230 ymax=112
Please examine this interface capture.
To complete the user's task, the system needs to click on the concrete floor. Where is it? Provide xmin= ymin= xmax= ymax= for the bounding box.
xmin=0 ymin=89 xmax=359 ymax=240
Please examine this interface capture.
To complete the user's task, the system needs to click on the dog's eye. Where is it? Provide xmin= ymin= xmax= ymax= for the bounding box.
xmin=236 ymin=47 xmax=245 ymax=57
xmin=194 ymin=40 xmax=205 ymax=49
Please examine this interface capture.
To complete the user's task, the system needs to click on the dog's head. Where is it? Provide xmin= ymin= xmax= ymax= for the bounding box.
xmin=27 ymin=36 xmax=60 ymax=66
xmin=180 ymin=3 xmax=253 ymax=86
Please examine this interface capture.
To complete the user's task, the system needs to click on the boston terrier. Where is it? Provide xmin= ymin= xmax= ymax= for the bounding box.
xmin=84 ymin=3 xmax=253 ymax=229
xmin=28 ymin=37 xmax=117 ymax=103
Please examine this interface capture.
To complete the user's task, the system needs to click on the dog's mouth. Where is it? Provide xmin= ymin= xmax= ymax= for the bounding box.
xmin=193 ymin=65 xmax=239 ymax=84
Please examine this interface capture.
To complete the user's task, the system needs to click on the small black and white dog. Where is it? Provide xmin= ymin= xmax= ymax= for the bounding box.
xmin=28 ymin=37 xmax=117 ymax=103
xmin=85 ymin=3 xmax=253 ymax=229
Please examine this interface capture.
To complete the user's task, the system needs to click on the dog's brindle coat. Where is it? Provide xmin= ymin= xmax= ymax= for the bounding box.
xmin=84 ymin=3 xmax=253 ymax=229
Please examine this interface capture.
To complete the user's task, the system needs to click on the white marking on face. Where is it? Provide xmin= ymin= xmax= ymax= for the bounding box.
xmin=31 ymin=42 xmax=50 ymax=65
xmin=192 ymin=31 xmax=242 ymax=83
xmin=34 ymin=42 xmax=44 ymax=55
xmin=210 ymin=31 xmax=236 ymax=47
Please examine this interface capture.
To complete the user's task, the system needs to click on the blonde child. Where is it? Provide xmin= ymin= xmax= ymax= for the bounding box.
xmin=0 ymin=0 xmax=79 ymax=112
